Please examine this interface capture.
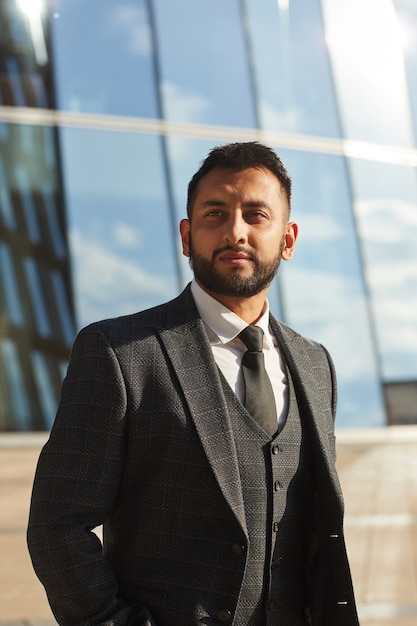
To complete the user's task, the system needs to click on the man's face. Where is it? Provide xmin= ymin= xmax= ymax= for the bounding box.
xmin=180 ymin=167 xmax=298 ymax=301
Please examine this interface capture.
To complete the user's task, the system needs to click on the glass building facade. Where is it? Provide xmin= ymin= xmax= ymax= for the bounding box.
xmin=1 ymin=0 xmax=416 ymax=430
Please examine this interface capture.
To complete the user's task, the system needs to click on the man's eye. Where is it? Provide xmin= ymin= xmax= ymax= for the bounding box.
xmin=206 ymin=210 xmax=224 ymax=217
xmin=246 ymin=211 xmax=267 ymax=219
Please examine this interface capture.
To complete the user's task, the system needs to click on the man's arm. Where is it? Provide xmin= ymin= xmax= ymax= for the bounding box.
xmin=27 ymin=325 xmax=152 ymax=624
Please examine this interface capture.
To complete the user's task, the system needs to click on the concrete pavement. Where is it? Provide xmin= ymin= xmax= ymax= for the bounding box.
xmin=1 ymin=427 xmax=417 ymax=625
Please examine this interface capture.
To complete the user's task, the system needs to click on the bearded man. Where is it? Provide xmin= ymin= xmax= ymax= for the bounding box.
xmin=28 ymin=142 xmax=359 ymax=625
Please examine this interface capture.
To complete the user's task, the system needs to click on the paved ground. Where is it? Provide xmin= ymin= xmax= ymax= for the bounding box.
xmin=1 ymin=427 xmax=417 ymax=625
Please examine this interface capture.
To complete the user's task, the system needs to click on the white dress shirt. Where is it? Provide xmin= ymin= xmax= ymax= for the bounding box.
xmin=191 ymin=280 xmax=288 ymax=429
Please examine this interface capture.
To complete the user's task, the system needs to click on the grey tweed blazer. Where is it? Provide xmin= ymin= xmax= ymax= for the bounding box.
xmin=27 ymin=285 xmax=359 ymax=625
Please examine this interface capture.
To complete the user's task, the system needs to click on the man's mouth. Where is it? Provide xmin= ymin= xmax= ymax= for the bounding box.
xmin=216 ymin=248 xmax=254 ymax=266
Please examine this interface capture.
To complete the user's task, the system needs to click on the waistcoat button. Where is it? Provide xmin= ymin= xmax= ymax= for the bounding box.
xmin=272 ymin=444 xmax=281 ymax=454
xmin=216 ymin=609 xmax=232 ymax=623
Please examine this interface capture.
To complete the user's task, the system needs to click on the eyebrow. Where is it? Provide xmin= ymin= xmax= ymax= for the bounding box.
xmin=198 ymin=199 xmax=271 ymax=209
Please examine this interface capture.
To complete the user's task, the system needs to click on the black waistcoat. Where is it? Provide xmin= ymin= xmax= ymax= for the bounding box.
xmin=220 ymin=366 xmax=314 ymax=625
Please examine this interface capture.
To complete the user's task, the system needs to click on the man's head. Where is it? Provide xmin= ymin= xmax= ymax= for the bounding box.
xmin=186 ymin=141 xmax=292 ymax=221
xmin=180 ymin=143 xmax=298 ymax=313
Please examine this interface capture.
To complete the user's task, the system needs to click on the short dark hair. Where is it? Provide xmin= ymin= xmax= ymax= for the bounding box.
xmin=186 ymin=141 xmax=292 ymax=219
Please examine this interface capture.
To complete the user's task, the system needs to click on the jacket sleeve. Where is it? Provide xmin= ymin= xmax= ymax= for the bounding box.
xmin=27 ymin=325 xmax=154 ymax=625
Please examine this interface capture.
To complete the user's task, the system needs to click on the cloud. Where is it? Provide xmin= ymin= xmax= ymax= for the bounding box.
xmin=113 ymin=221 xmax=141 ymax=250
xmin=355 ymin=198 xmax=417 ymax=243
xmin=282 ymin=267 xmax=376 ymax=378
xmin=106 ymin=4 xmax=153 ymax=57
xmin=259 ymin=100 xmax=302 ymax=132
xmin=282 ymin=263 xmax=417 ymax=380
xmin=161 ymin=81 xmax=210 ymax=123
xmin=69 ymin=229 xmax=173 ymax=327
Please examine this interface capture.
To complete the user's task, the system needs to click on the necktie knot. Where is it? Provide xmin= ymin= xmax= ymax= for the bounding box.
xmin=239 ymin=325 xmax=264 ymax=353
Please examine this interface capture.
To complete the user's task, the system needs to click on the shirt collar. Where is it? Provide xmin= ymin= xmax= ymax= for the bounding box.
xmin=190 ymin=279 xmax=273 ymax=347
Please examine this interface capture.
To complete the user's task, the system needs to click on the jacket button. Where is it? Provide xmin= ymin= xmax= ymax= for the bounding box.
xmin=217 ymin=609 xmax=232 ymax=623
xmin=272 ymin=444 xmax=281 ymax=454
xmin=231 ymin=542 xmax=245 ymax=556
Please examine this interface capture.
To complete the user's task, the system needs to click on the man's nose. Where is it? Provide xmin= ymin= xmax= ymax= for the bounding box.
xmin=223 ymin=214 xmax=247 ymax=245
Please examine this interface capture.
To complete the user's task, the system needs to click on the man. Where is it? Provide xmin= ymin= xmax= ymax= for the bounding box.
xmin=28 ymin=142 xmax=359 ymax=625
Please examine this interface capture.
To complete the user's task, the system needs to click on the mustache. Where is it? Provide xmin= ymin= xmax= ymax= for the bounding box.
xmin=211 ymin=245 xmax=257 ymax=262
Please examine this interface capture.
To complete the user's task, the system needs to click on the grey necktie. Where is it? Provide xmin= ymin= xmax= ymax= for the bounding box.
xmin=239 ymin=325 xmax=277 ymax=437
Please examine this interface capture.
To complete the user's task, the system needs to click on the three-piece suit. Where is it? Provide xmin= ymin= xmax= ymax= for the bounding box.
xmin=27 ymin=285 xmax=359 ymax=625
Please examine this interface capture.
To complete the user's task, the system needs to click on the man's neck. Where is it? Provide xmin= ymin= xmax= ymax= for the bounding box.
xmin=195 ymin=280 xmax=268 ymax=325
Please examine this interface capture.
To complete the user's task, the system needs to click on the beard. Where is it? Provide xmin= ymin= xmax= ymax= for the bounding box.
xmin=188 ymin=236 xmax=284 ymax=298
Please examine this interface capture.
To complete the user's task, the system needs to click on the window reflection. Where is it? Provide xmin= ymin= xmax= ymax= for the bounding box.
xmin=14 ymin=164 xmax=42 ymax=244
xmin=23 ymin=257 xmax=52 ymax=337
xmin=0 ymin=156 xmax=16 ymax=229
xmin=350 ymin=159 xmax=417 ymax=381
xmin=153 ymin=0 xmax=256 ymax=127
xmin=322 ymin=0 xmax=413 ymax=145
xmin=394 ymin=0 xmax=417 ymax=138
xmin=31 ymin=351 xmax=57 ymax=429
xmin=50 ymin=270 xmax=75 ymax=346
xmin=51 ymin=0 xmax=158 ymax=117
xmin=0 ymin=243 xmax=25 ymax=326
xmin=278 ymin=149 xmax=385 ymax=426
xmin=244 ymin=0 xmax=341 ymax=137
xmin=0 ymin=340 xmax=31 ymax=430
xmin=59 ymin=128 xmax=179 ymax=327
xmin=41 ymin=181 xmax=67 ymax=259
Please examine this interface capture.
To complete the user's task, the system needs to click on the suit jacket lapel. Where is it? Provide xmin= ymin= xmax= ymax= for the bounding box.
xmin=157 ymin=288 xmax=247 ymax=536
xmin=269 ymin=316 xmax=343 ymax=505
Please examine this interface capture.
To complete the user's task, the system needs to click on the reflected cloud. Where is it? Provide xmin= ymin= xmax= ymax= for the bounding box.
xmin=70 ymin=229 xmax=171 ymax=328
xmin=113 ymin=222 xmax=141 ymax=250
xmin=161 ymin=81 xmax=210 ymax=123
xmin=259 ymin=100 xmax=301 ymax=132
xmin=106 ymin=4 xmax=153 ymax=57
xmin=295 ymin=213 xmax=345 ymax=240
xmin=355 ymin=198 xmax=417 ymax=243
xmin=282 ymin=266 xmax=375 ymax=379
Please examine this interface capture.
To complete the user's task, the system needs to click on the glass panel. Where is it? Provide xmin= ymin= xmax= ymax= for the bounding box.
xmin=50 ymin=0 xmax=158 ymax=117
xmin=277 ymin=149 xmax=385 ymax=427
xmin=42 ymin=126 xmax=56 ymax=169
xmin=384 ymin=381 xmax=417 ymax=425
xmin=0 ymin=123 xmax=10 ymax=141
xmin=31 ymin=351 xmax=57 ymax=429
xmin=23 ymin=257 xmax=52 ymax=337
xmin=0 ymin=155 xmax=16 ymax=229
xmin=59 ymin=128 xmax=178 ymax=328
xmin=14 ymin=164 xmax=42 ymax=244
xmin=50 ymin=270 xmax=76 ymax=346
xmin=6 ymin=0 xmax=29 ymax=46
xmin=41 ymin=181 xmax=67 ymax=259
xmin=322 ymin=0 xmax=414 ymax=145
xmin=19 ymin=125 xmax=35 ymax=154
xmin=350 ymin=159 xmax=417 ymax=381
xmin=0 ymin=339 xmax=31 ymax=430
xmin=153 ymin=0 xmax=256 ymax=127
xmin=5 ymin=58 xmax=26 ymax=106
xmin=244 ymin=0 xmax=341 ymax=137
xmin=0 ymin=243 xmax=25 ymax=325
xmin=394 ymin=0 xmax=417 ymax=138
xmin=29 ymin=74 xmax=48 ymax=108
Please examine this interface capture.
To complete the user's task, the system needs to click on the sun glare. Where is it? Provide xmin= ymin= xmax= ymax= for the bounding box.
xmin=17 ymin=0 xmax=43 ymax=19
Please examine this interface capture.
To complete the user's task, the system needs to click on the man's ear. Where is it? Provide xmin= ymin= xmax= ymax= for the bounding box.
xmin=281 ymin=222 xmax=298 ymax=261
xmin=180 ymin=219 xmax=191 ymax=257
